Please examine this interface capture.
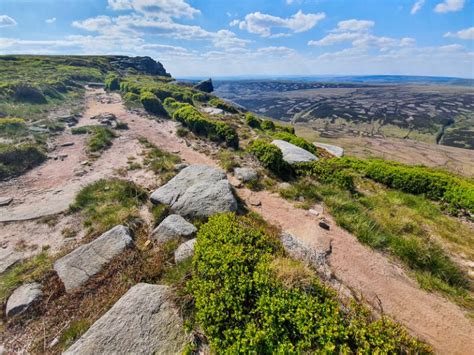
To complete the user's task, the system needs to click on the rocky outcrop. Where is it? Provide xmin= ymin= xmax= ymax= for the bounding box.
xmin=174 ymin=238 xmax=196 ymax=263
xmin=234 ymin=167 xmax=258 ymax=183
xmin=109 ymin=56 xmax=170 ymax=77
xmin=314 ymin=142 xmax=344 ymax=157
xmin=54 ymin=225 xmax=132 ymax=292
xmin=0 ymin=248 xmax=22 ymax=274
xmin=65 ymin=283 xmax=190 ymax=354
xmin=150 ymin=165 xmax=237 ymax=218
xmin=6 ymin=282 xmax=42 ymax=317
xmin=152 ymin=214 xmax=197 ymax=243
xmin=194 ymin=78 xmax=214 ymax=93
xmin=271 ymin=140 xmax=318 ymax=164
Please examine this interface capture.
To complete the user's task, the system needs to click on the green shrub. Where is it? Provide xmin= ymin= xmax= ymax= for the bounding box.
xmin=163 ymin=97 xmax=189 ymax=115
xmin=176 ymin=127 xmax=189 ymax=137
xmin=192 ymin=92 xmax=210 ymax=102
xmin=123 ymin=92 xmax=139 ymax=102
xmin=71 ymin=125 xmax=117 ymax=152
xmin=173 ymin=104 xmax=239 ymax=148
xmin=104 ymin=74 xmax=121 ymax=91
xmin=12 ymin=84 xmax=47 ymax=104
xmin=295 ymin=159 xmax=355 ymax=191
xmin=0 ymin=143 xmax=46 ymax=179
xmin=245 ymin=112 xmax=262 ymax=129
xmin=208 ymin=97 xmax=239 ymax=113
xmin=248 ymin=139 xmax=289 ymax=176
xmin=0 ymin=117 xmax=27 ymax=137
xmin=261 ymin=119 xmax=275 ymax=131
xmin=273 ymin=131 xmax=318 ymax=155
xmin=140 ymin=91 xmax=167 ymax=116
xmin=190 ymin=213 xmax=430 ymax=353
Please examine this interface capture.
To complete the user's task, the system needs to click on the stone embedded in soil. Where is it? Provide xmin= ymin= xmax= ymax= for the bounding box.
xmin=6 ymin=282 xmax=42 ymax=317
xmin=0 ymin=197 xmax=13 ymax=206
xmin=234 ymin=167 xmax=258 ymax=183
xmin=174 ymin=238 xmax=196 ymax=263
xmin=150 ymin=165 xmax=237 ymax=218
xmin=319 ymin=220 xmax=330 ymax=230
xmin=0 ymin=248 xmax=22 ymax=274
xmin=64 ymin=283 xmax=190 ymax=354
xmin=271 ymin=140 xmax=318 ymax=164
xmin=151 ymin=214 xmax=197 ymax=243
xmin=54 ymin=225 xmax=132 ymax=292
xmin=313 ymin=142 xmax=344 ymax=157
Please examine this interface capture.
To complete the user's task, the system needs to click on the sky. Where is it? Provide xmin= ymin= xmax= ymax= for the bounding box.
xmin=0 ymin=0 xmax=473 ymax=78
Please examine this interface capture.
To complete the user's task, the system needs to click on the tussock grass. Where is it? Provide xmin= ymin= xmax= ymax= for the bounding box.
xmin=71 ymin=125 xmax=117 ymax=153
xmin=139 ymin=137 xmax=181 ymax=177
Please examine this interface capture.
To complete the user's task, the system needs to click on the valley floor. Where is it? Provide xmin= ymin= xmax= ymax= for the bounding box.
xmin=1 ymin=88 xmax=473 ymax=353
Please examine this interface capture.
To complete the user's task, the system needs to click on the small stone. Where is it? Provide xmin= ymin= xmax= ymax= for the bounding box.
xmin=249 ymin=197 xmax=262 ymax=207
xmin=152 ymin=215 xmax=197 ymax=244
xmin=60 ymin=142 xmax=74 ymax=147
xmin=171 ymin=149 xmax=180 ymax=154
xmin=0 ymin=197 xmax=13 ymax=206
xmin=6 ymin=282 xmax=42 ymax=317
xmin=174 ymin=238 xmax=197 ymax=263
xmin=318 ymin=220 xmax=330 ymax=230
xmin=234 ymin=167 xmax=258 ymax=183
xmin=0 ymin=248 xmax=22 ymax=274
xmin=80 ymin=160 xmax=89 ymax=166
xmin=49 ymin=338 xmax=59 ymax=348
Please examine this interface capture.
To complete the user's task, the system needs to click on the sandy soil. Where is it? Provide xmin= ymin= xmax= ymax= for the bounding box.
xmin=1 ymin=88 xmax=473 ymax=354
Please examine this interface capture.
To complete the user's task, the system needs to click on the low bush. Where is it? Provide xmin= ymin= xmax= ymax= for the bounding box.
xmin=261 ymin=119 xmax=275 ymax=131
xmin=140 ymin=91 xmax=167 ymax=116
xmin=12 ymin=83 xmax=47 ymax=104
xmin=192 ymin=92 xmax=210 ymax=102
xmin=273 ymin=131 xmax=318 ymax=155
xmin=104 ymin=74 xmax=121 ymax=91
xmin=123 ymin=92 xmax=139 ymax=102
xmin=71 ymin=125 xmax=117 ymax=152
xmin=0 ymin=143 xmax=46 ymax=179
xmin=295 ymin=159 xmax=356 ymax=191
xmin=208 ymin=97 xmax=239 ymax=113
xmin=139 ymin=137 xmax=181 ymax=175
xmin=245 ymin=112 xmax=262 ymax=129
xmin=190 ymin=213 xmax=430 ymax=353
xmin=248 ymin=139 xmax=289 ymax=176
xmin=0 ymin=117 xmax=27 ymax=137
xmin=173 ymin=104 xmax=239 ymax=148
xmin=163 ymin=97 xmax=188 ymax=115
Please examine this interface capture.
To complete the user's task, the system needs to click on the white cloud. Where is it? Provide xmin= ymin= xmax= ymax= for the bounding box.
xmin=234 ymin=10 xmax=325 ymax=37
xmin=0 ymin=15 xmax=17 ymax=28
xmin=107 ymin=0 xmax=200 ymax=19
xmin=46 ymin=17 xmax=57 ymax=24
xmin=308 ymin=19 xmax=415 ymax=51
xmin=332 ymin=19 xmax=374 ymax=32
xmin=410 ymin=0 xmax=425 ymax=14
xmin=72 ymin=16 xmax=112 ymax=31
xmin=434 ymin=0 xmax=465 ymax=13
xmin=444 ymin=27 xmax=474 ymax=40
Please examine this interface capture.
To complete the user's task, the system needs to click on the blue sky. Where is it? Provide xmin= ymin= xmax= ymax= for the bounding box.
xmin=0 ymin=0 xmax=473 ymax=77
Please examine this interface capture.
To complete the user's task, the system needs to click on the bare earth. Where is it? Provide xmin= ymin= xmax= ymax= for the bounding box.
xmin=1 ymin=88 xmax=473 ymax=354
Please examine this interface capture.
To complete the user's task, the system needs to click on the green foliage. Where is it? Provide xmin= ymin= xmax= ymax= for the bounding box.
xmin=163 ymin=97 xmax=189 ymax=116
xmin=139 ymin=137 xmax=181 ymax=174
xmin=59 ymin=320 xmax=91 ymax=350
xmin=217 ymin=150 xmax=240 ymax=172
xmin=105 ymin=74 xmax=121 ymax=91
xmin=173 ymin=104 xmax=239 ymax=148
xmin=192 ymin=92 xmax=210 ymax=102
xmin=71 ymin=125 xmax=117 ymax=152
xmin=123 ymin=92 xmax=139 ymax=102
xmin=248 ymin=139 xmax=289 ymax=176
xmin=69 ymin=178 xmax=147 ymax=233
xmin=176 ymin=127 xmax=189 ymax=137
xmin=0 ymin=143 xmax=46 ymax=179
xmin=140 ymin=91 xmax=167 ymax=116
xmin=245 ymin=112 xmax=262 ymax=129
xmin=273 ymin=131 xmax=318 ymax=155
xmin=151 ymin=203 xmax=170 ymax=227
xmin=295 ymin=159 xmax=356 ymax=191
xmin=0 ymin=117 xmax=27 ymax=137
xmin=261 ymin=119 xmax=275 ymax=131
xmin=339 ymin=157 xmax=474 ymax=216
xmin=208 ymin=97 xmax=239 ymax=113
xmin=190 ymin=213 xmax=430 ymax=353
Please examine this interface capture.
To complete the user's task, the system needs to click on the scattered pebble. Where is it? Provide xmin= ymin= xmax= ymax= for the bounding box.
xmin=60 ymin=142 xmax=74 ymax=147
xmin=0 ymin=197 xmax=13 ymax=206
xmin=318 ymin=220 xmax=330 ymax=231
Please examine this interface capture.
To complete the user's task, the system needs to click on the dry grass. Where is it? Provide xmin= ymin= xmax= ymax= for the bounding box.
xmin=270 ymin=257 xmax=314 ymax=290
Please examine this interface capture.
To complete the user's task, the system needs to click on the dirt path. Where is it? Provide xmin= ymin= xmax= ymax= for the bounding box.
xmin=1 ymin=88 xmax=473 ymax=353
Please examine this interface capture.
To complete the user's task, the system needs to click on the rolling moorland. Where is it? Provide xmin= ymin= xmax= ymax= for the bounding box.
xmin=0 ymin=55 xmax=473 ymax=354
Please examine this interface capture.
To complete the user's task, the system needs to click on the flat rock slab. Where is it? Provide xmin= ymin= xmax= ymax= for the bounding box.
xmin=174 ymin=238 xmax=197 ymax=263
xmin=152 ymin=214 xmax=197 ymax=243
xmin=0 ymin=197 xmax=13 ymax=206
xmin=6 ymin=282 xmax=42 ymax=317
xmin=272 ymin=140 xmax=318 ymax=164
xmin=314 ymin=142 xmax=344 ymax=157
xmin=150 ymin=165 xmax=237 ymax=218
xmin=65 ymin=283 xmax=190 ymax=355
xmin=54 ymin=225 xmax=132 ymax=292
xmin=0 ymin=248 xmax=22 ymax=274
xmin=234 ymin=167 xmax=258 ymax=183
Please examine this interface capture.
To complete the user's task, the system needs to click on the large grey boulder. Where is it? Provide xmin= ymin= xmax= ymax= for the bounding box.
xmin=234 ymin=167 xmax=258 ymax=183
xmin=194 ymin=78 xmax=214 ymax=93
xmin=174 ymin=238 xmax=197 ymax=263
xmin=271 ymin=140 xmax=318 ymax=164
xmin=152 ymin=214 xmax=197 ymax=243
xmin=0 ymin=248 xmax=22 ymax=274
xmin=65 ymin=283 xmax=190 ymax=354
xmin=54 ymin=225 xmax=132 ymax=292
xmin=314 ymin=142 xmax=344 ymax=157
xmin=6 ymin=282 xmax=42 ymax=317
xmin=150 ymin=165 xmax=237 ymax=218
